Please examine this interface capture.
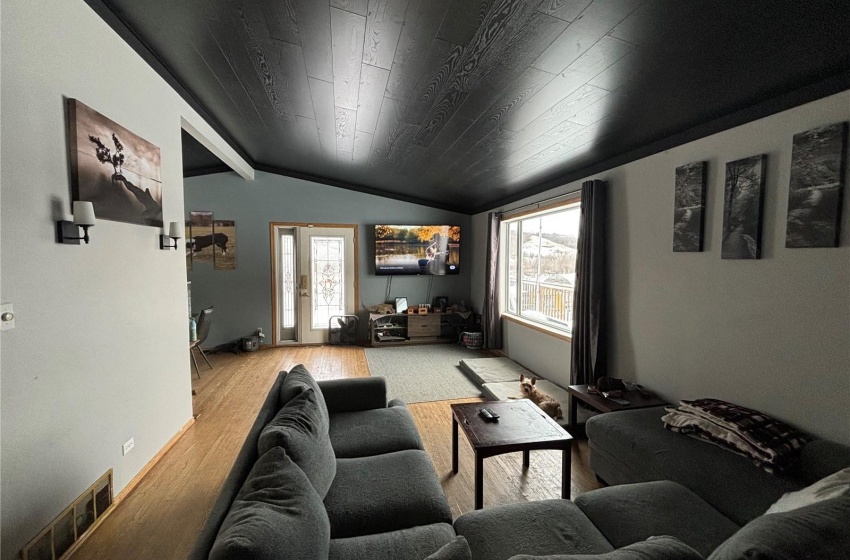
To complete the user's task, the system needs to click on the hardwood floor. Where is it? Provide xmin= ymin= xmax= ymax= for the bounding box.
xmin=70 ymin=345 xmax=599 ymax=560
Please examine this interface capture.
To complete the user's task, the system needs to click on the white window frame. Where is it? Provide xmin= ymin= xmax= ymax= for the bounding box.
xmin=501 ymin=197 xmax=581 ymax=339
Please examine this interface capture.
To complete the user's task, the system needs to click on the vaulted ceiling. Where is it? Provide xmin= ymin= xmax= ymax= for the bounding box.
xmin=88 ymin=0 xmax=850 ymax=213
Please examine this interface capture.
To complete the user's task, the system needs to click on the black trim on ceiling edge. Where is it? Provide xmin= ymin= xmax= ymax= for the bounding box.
xmin=252 ymin=165 xmax=470 ymax=215
xmin=183 ymin=164 xmax=235 ymax=178
xmin=470 ymin=71 xmax=850 ymax=215
xmin=83 ymin=0 xmax=255 ymax=169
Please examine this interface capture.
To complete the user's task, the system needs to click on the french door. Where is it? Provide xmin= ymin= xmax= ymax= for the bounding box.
xmin=271 ymin=224 xmax=357 ymax=344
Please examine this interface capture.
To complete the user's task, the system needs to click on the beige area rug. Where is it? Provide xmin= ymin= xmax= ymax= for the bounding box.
xmin=364 ymin=345 xmax=491 ymax=403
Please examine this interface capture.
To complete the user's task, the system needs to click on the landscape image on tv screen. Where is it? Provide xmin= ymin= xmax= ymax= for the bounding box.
xmin=375 ymin=225 xmax=460 ymax=275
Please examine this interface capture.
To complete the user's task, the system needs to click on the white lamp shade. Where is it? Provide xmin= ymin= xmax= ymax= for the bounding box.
xmin=73 ymin=201 xmax=96 ymax=226
xmin=168 ymin=221 xmax=183 ymax=238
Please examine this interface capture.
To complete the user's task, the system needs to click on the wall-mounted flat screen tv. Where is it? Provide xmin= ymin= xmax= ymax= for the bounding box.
xmin=375 ymin=225 xmax=460 ymax=275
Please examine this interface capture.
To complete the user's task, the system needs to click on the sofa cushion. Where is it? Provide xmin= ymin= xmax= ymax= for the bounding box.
xmin=280 ymin=364 xmax=329 ymax=424
xmin=453 ymin=500 xmax=613 ymax=560
xmin=329 ymin=523 xmax=456 ymax=560
xmin=328 ymin=400 xmax=423 ymax=458
xmin=258 ymin=388 xmax=336 ymax=498
xmin=324 ymin=449 xmax=452 ymax=538
xmin=508 ymin=535 xmax=704 ymax=560
xmin=209 ymin=447 xmax=330 ymax=560
xmin=707 ymin=494 xmax=850 ymax=560
xmin=319 ymin=377 xmax=388 ymax=413
xmin=797 ymin=439 xmax=850 ymax=485
xmin=766 ymin=466 xmax=850 ymax=514
xmin=425 ymin=536 xmax=472 ymax=560
xmin=574 ymin=481 xmax=739 ymax=557
xmin=586 ymin=407 xmax=801 ymax=525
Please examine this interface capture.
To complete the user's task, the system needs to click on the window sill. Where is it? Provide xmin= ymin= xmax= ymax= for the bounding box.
xmin=502 ymin=314 xmax=572 ymax=342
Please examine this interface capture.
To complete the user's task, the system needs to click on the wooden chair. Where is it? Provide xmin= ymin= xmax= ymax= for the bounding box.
xmin=190 ymin=306 xmax=214 ymax=378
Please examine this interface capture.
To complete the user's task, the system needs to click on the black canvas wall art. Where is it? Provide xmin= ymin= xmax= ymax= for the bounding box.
xmin=213 ymin=220 xmax=236 ymax=270
xmin=722 ymin=155 xmax=767 ymax=259
xmin=188 ymin=211 xmax=214 ymax=263
xmin=68 ymin=99 xmax=163 ymax=227
xmin=185 ymin=223 xmax=193 ymax=271
xmin=785 ymin=122 xmax=848 ymax=248
xmin=673 ymin=161 xmax=708 ymax=252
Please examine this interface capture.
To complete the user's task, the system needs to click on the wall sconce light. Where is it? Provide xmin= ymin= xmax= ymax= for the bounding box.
xmin=160 ymin=221 xmax=183 ymax=250
xmin=56 ymin=201 xmax=96 ymax=244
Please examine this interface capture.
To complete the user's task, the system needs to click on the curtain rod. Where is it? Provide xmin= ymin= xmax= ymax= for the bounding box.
xmin=498 ymin=188 xmax=581 ymax=217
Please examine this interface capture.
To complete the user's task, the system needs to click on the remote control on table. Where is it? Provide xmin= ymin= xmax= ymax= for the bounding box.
xmin=479 ymin=408 xmax=500 ymax=421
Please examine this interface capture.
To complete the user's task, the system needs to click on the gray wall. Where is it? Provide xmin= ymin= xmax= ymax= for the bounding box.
xmin=183 ymin=171 xmax=472 ymax=346
xmin=474 ymin=91 xmax=850 ymax=444
xmin=0 ymin=0 xmax=250 ymax=557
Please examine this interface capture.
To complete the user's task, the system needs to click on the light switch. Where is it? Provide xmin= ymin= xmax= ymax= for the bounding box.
xmin=1 ymin=303 xmax=15 ymax=331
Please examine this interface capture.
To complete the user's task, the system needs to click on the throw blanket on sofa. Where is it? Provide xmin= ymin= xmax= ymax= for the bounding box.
xmin=662 ymin=398 xmax=810 ymax=472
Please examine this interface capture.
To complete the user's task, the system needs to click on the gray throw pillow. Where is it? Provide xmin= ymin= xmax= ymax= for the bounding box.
xmin=707 ymin=495 xmax=850 ymax=560
xmin=258 ymin=388 xmax=336 ymax=498
xmin=210 ymin=447 xmax=330 ymax=560
xmin=508 ymin=536 xmax=704 ymax=560
xmin=424 ymin=536 xmax=472 ymax=560
xmin=279 ymin=364 xmax=329 ymax=425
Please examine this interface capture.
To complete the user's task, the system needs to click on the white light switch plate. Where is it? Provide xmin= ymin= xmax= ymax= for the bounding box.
xmin=0 ymin=303 xmax=14 ymax=331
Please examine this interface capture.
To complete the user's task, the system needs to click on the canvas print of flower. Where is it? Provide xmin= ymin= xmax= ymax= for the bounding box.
xmin=673 ymin=161 xmax=707 ymax=252
xmin=68 ymin=99 xmax=162 ymax=227
xmin=785 ymin=122 xmax=848 ymax=248
xmin=722 ymin=155 xmax=767 ymax=259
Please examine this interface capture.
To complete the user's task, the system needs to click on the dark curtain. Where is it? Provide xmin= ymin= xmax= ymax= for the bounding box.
xmin=571 ymin=180 xmax=607 ymax=385
xmin=482 ymin=212 xmax=502 ymax=350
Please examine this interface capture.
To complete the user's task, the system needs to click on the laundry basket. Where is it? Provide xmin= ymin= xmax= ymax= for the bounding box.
xmin=460 ymin=331 xmax=483 ymax=349
xmin=329 ymin=315 xmax=359 ymax=345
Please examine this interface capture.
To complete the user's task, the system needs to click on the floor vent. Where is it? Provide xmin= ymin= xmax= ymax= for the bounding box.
xmin=23 ymin=469 xmax=114 ymax=560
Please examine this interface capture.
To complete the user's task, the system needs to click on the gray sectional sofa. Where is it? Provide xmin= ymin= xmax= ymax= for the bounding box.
xmin=189 ymin=365 xmax=456 ymax=560
xmin=192 ymin=367 xmax=850 ymax=560
xmin=453 ymin=406 xmax=850 ymax=560
xmin=585 ymin=406 xmax=850 ymax=525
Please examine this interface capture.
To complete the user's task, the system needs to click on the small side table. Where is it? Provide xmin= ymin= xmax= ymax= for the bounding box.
xmin=567 ymin=384 xmax=668 ymax=432
xmin=451 ymin=399 xmax=573 ymax=509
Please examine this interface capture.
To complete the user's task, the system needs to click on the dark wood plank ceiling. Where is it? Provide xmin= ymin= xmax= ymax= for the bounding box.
xmin=91 ymin=0 xmax=850 ymax=213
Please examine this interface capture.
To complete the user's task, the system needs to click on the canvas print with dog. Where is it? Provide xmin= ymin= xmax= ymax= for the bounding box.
xmin=68 ymin=99 xmax=163 ymax=227
xmin=722 ymin=155 xmax=767 ymax=259
xmin=785 ymin=122 xmax=848 ymax=248
xmin=213 ymin=220 xmax=236 ymax=270
xmin=673 ymin=161 xmax=707 ymax=252
xmin=188 ymin=212 xmax=214 ymax=264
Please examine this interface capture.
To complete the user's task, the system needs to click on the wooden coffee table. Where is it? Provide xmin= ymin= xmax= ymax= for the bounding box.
xmin=451 ymin=399 xmax=573 ymax=509
xmin=567 ymin=384 xmax=667 ymax=432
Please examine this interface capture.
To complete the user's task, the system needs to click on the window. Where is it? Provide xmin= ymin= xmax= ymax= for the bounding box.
xmin=504 ymin=201 xmax=580 ymax=334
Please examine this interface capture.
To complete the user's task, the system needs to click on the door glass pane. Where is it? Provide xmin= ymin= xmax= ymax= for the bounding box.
xmin=311 ymin=236 xmax=344 ymax=329
xmin=280 ymin=232 xmax=296 ymax=329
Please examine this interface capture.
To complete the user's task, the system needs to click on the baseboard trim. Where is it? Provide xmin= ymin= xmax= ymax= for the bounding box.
xmin=65 ymin=417 xmax=195 ymax=559
xmin=116 ymin=417 xmax=195 ymax=504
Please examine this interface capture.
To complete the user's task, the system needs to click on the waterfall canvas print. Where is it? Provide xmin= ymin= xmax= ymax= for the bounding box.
xmin=68 ymin=99 xmax=163 ymax=227
xmin=785 ymin=122 xmax=848 ymax=248
xmin=673 ymin=161 xmax=707 ymax=252
xmin=722 ymin=155 xmax=767 ymax=259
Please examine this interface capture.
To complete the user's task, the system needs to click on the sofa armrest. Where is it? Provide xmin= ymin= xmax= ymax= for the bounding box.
xmin=318 ymin=377 xmax=387 ymax=412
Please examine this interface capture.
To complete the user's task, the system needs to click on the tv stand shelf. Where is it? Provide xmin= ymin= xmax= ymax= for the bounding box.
xmin=370 ymin=312 xmax=477 ymax=346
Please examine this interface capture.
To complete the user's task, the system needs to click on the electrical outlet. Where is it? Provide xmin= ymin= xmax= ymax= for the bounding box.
xmin=122 ymin=438 xmax=135 ymax=456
